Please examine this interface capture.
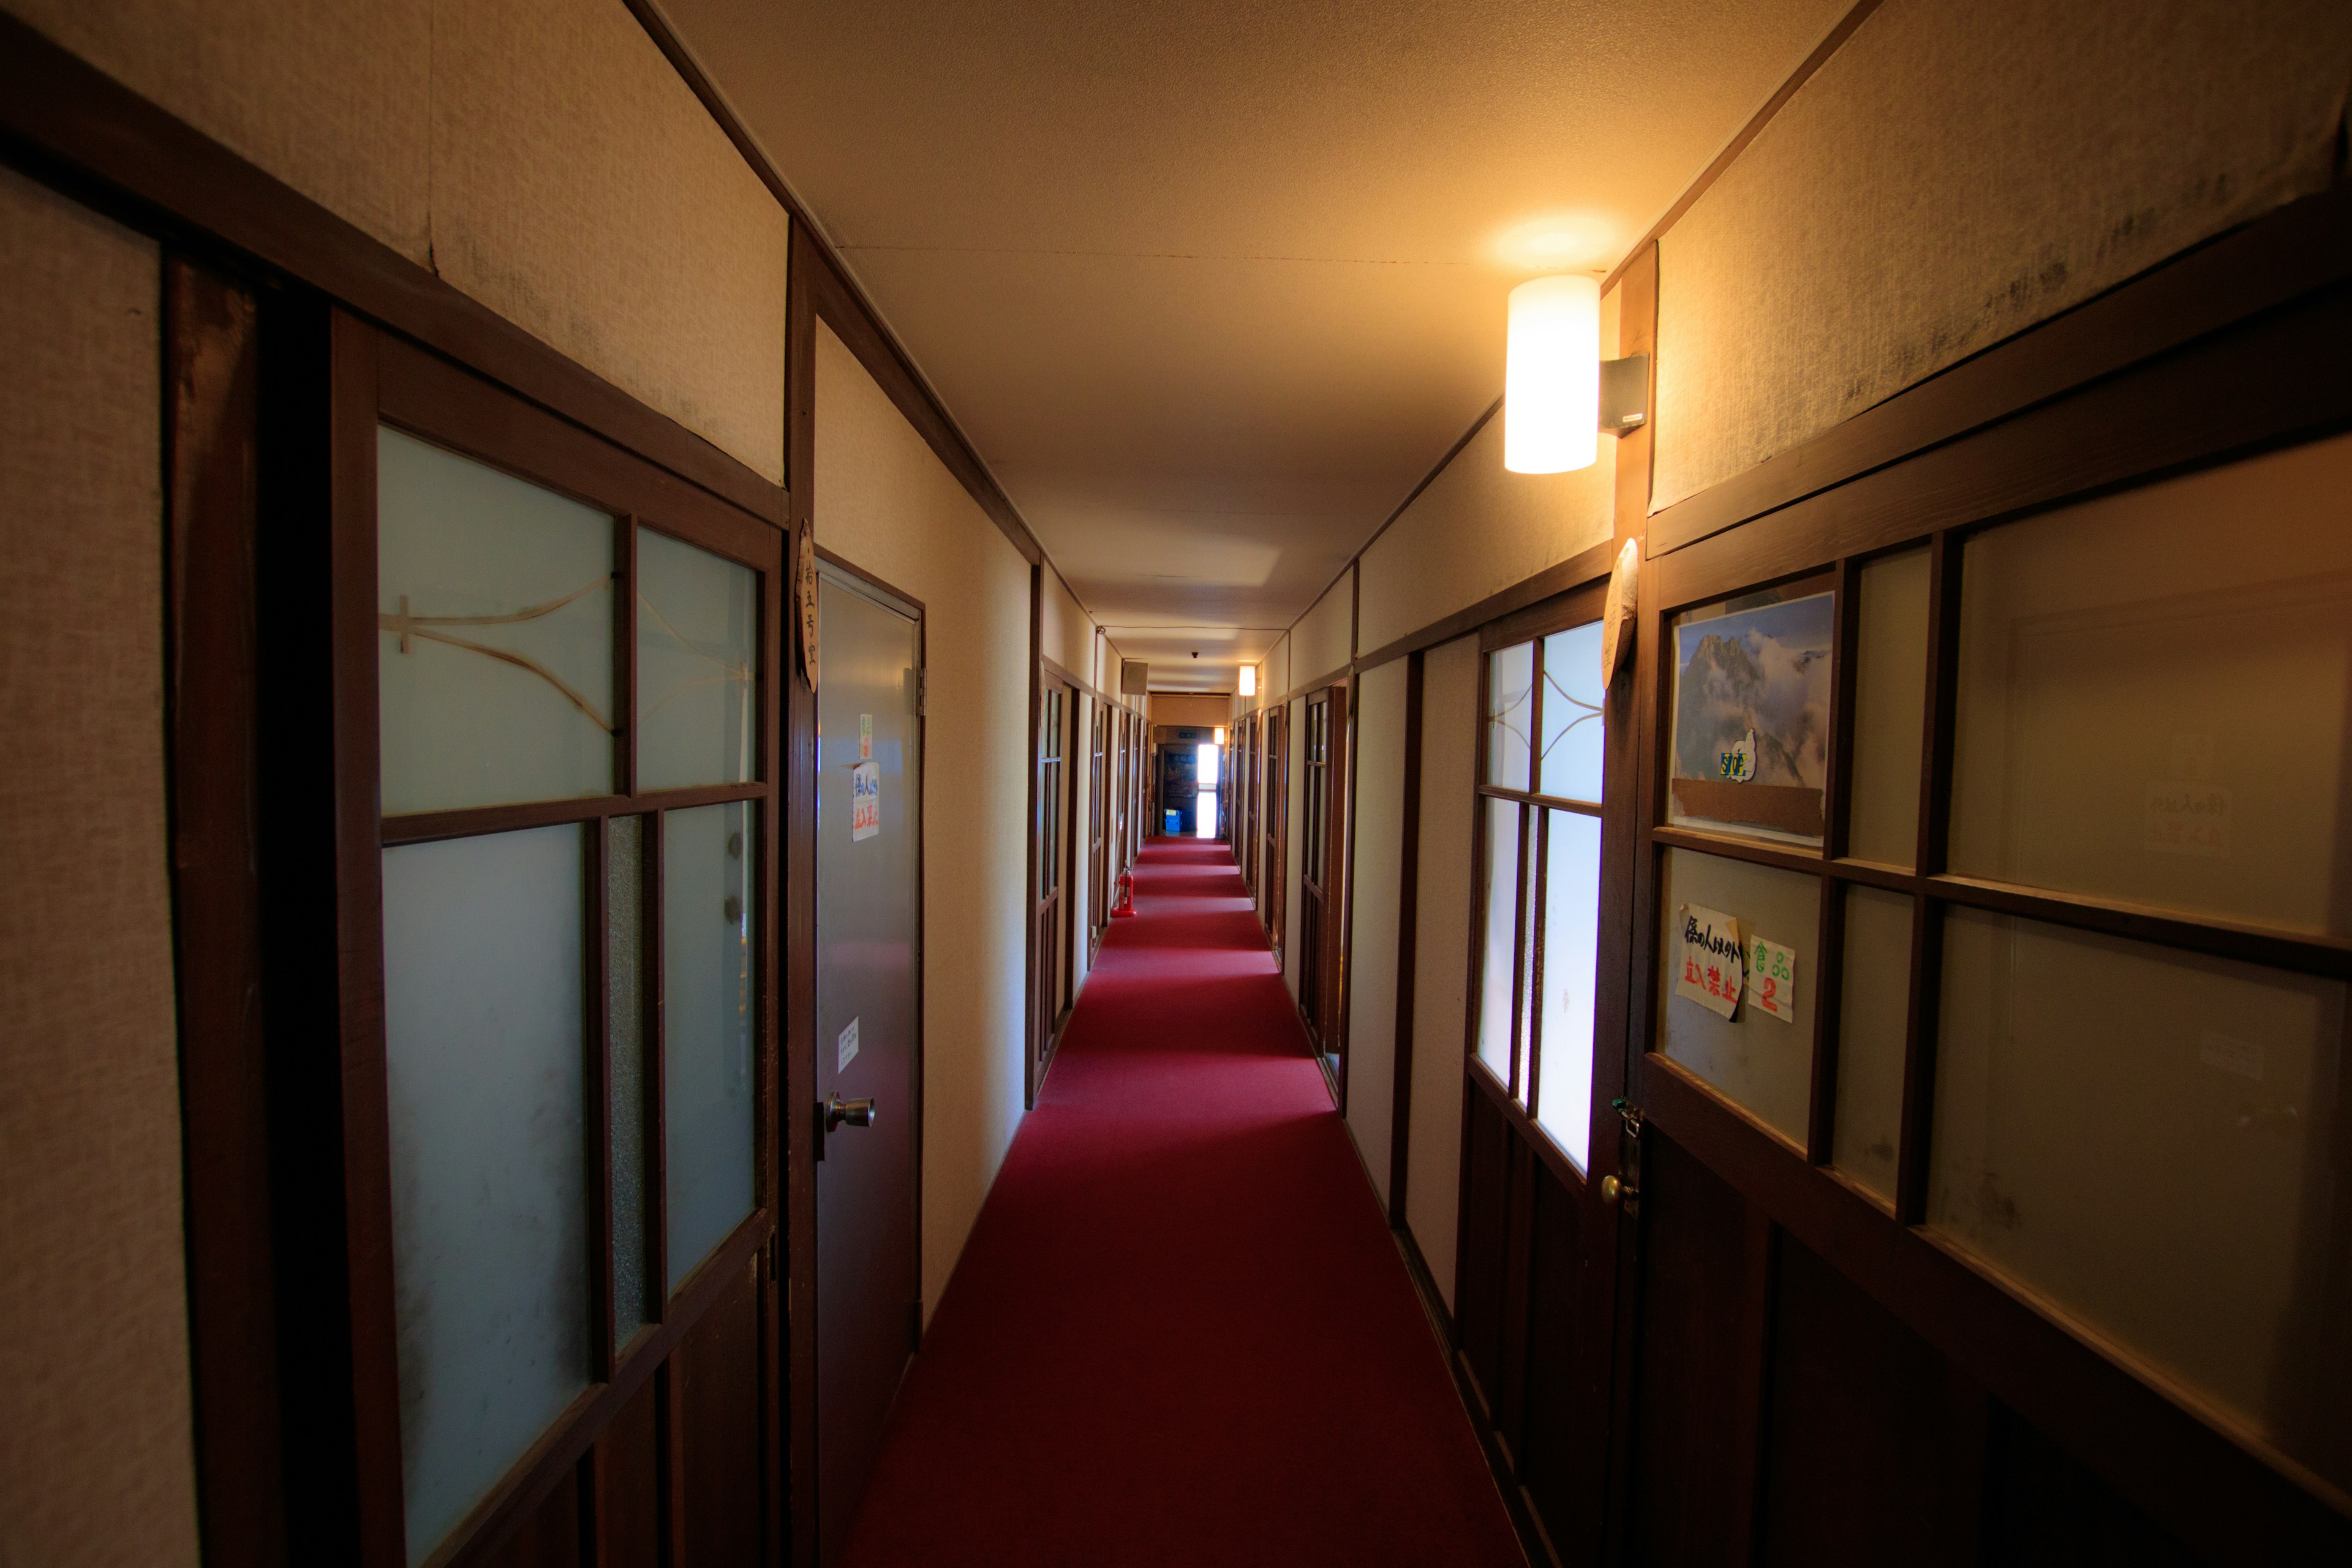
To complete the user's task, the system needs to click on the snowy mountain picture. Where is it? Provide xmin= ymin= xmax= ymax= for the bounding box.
xmin=1670 ymin=590 xmax=1833 ymax=840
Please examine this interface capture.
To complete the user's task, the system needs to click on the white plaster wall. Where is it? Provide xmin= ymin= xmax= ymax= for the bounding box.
xmin=1344 ymin=657 xmax=1409 ymax=1207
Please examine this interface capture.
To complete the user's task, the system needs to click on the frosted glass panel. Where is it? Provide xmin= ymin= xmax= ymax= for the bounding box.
xmin=1534 ymin=809 xmax=1602 ymax=1170
xmin=382 ymin=827 xmax=590 ymax=1562
xmin=1949 ymin=434 xmax=2352 ymax=935
xmin=637 ymin=528 xmax=757 ymax=792
xmin=1931 ymin=908 xmax=2350 ymax=1490
xmin=1847 ymin=548 xmax=1929 ymax=866
xmin=1476 ymin=797 xmax=1523 ymax=1078
xmin=1539 ymin=623 xmax=1605 ymax=803
xmin=665 ymin=801 xmax=756 ymax=1291
xmin=1487 ymin=641 xmax=1534 ymax=792
xmin=1831 ymin=885 xmax=1911 ymax=1201
xmin=1657 ymin=848 xmax=1818 ymax=1145
xmin=608 ymin=815 xmax=651 ymax=1346
xmin=377 ymin=428 xmax=614 ymax=815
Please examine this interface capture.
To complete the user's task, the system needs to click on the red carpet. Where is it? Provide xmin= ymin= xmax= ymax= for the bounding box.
xmin=840 ymin=837 xmax=1525 ymax=1567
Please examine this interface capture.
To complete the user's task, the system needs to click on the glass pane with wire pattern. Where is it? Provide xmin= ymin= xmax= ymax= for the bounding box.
xmin=1539 ymin=622 xmax=1605 ymax=803
xmin=1487 ymin=641 xmax=1534 ymax=792
xmin=664 ymin=801 xmax=757 ymax=1291
xmin=1656 ymin=846 xmax=1818 ymax=1145
xmin=1948 ymin=434 xmax=2352 ymax=935
xmin=636 ymin=527 xmax=757 ymax=792
xmin=1534 ymin=808 xmax=1602 ymax=1170
xmin=1931 ymin=907 xmax=2350 ymax=1491
xmin=1476 ymin=797 xmax=1523 ymax=1078
xmin=1831 ymin=884 xmax=1910 ymax=1202
xmin=382 ymin=825 xmax=590 ymax=1562
xmin=377 ymin=427 xmax=614 ymax=815
xmin=1846 ymin=548 xmax=1929 ymax=866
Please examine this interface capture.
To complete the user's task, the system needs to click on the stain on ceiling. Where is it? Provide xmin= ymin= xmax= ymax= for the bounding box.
xmin=660 ymin=0 xmax=1845 ymax=690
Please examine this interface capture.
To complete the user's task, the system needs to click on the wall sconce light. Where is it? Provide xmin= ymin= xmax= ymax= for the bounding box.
xmin=1238 ymin=663 xmax=1257 ymax=698
xmin=1213 ymin=726 xmax=1227 ymax=745
xmin=1504 ymin=275 xmax=1649 ymax=475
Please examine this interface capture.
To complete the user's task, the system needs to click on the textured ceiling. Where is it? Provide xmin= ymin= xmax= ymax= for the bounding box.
xmin=662 ymin=0 xmax=1845 ymax=689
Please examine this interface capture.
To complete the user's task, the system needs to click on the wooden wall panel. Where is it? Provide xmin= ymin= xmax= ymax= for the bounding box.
xmin=1455 ymin=1085 xmax=1513 ymax=1427
xmin=1978 ymin=1403 xmax=2210 ymax=1567
xmin=1629 ymin=1134 xmax=1758 ymax=1567
xmin=676 ymin=1262 xmax=763 ymax=1566
xmin=1517 ymin=1159 xmax=1590 ymax=1552
xmin=483 ymin=1466 xmax=582 ymax=1568
xmin=593 ymin=1374 xmax=662 ymax=1568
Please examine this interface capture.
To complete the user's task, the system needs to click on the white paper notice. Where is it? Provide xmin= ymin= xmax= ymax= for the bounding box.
xmin=1675 ymin=903 xmax=1744 ymax=1020
xmin=836 ymin=1016 xmax=859 ymax=1072
xmin=859 ymin=713 xmax=873 ymax=761
xmin=1748 ymin=936 xmax=1798 ymax=1024
xmin=2146 ymin=781 xmax=2230 ymax=858
xmin=851 ymin=759 xmax=881 ymax=841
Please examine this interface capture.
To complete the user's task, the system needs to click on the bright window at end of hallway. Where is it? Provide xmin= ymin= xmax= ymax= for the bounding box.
xmin=1196 ymin=741 xmax=1219 ymax=838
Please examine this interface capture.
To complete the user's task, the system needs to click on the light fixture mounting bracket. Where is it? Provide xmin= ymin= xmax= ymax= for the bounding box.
xmin=1599 ymin=353 xmax=1649 ymax=435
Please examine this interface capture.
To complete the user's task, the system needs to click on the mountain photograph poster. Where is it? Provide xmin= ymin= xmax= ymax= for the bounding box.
xmin=1668 ymin=588 xmax=1834 ymax=846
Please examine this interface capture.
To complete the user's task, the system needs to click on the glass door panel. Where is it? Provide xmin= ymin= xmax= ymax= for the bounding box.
xmin=381 ymin=825 xmax=592 ymax=1561
xmin=636 ymin=527 xmax=757 ymax=792
xmin=377 ymin=427 xmax=616 ymax=815
xmin=1534 ymin=808 xmax=1602 ymax=1170
xmin=662 ymin=800 xmax=756 ymax=1292
xmin=1539 ymin=624 xmax=1605 ymax=803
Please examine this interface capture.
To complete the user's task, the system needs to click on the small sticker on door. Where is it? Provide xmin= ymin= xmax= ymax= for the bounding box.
xmin=837 ymin=1016 xmax=860 ymax=1073
xmin=859 ymin=713 xmax=873 ymax=760
xmin=1747 ymin=936 xmax=1797 ymax=1023
xmin=851 ymin=759 xmax=881 ymax=840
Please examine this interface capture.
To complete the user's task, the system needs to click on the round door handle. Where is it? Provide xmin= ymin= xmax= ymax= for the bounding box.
xmin=826 ymin=1093 xmax=880 ymax=1131
xmin=1600 ymin=1174 xmax=1637 ymax=1205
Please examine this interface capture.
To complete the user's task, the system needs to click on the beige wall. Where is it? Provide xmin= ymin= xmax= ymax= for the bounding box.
xmin=1290 ymin=567 xmax=1354 ymax=690
xmin=9 ymin=0 xmax=790 ymax=483
xmin=1357 ymin=394 xmax=1616 ymax=658
xmin=0 ymin=170 xmax=200 ymax=1567
xmin=1344 ymin=657 xmax=1409 ymax=1206
xmin=1148 ymin=693 xmax=1230 ymax=730
xmin=1652 ymin=0 xmax=2352 ymax=508
xmin=1040 ymin=567 xmax=1094 ymax=680
xmin=1403 ymin=635 xmax=1480 ymax=1307
xmin=815 ymin=323 xmax=1032 ymax=1318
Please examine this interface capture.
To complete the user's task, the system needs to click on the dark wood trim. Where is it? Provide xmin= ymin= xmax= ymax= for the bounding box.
xmin=1040 ymin=652 xmax=1115 ymax=709
xmin=325 ymin=309 xmax=409 ymax=1566
xmin=1643 ymin=1060 xmax=2352 ymax=1566
xmin=0 ymin=12 xmax=785 ymax=527
xmin=1599 ymin=0 xmax=1886 ymax=293
xmin=1611 ymin=245 xmax=1659 ymax=533
xmin=796 ymin=227 xmax=1039 ymax=570
xmin=1356 ymin=538 xmax=1619 ymax=676
xmin=811 ymin=541 xmax=927 ymax=616
xmin=586 ymin=821 xmax=616 ymax=1381
xmin=1387 ymin=651 xmax=1425 ymax=1227
xmin=1023 ymin=564 xmax=1046 ymax=1109
xmin=1648 ymin=178 xmax=2352 ymax=557
xmin=165 ymin=256 xmax=288 ymax=1568
xmin=783 ymin=217 xmax=822 ymax=1561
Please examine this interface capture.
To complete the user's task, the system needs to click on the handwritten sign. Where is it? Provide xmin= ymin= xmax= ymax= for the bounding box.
xmin=2146 ymin=782 xmax=2230 ymax=858
xmin=1675 ymin=903 xmax=1744 ymax=1020
xmin=851 ymin=759 xmax=881 ymax=841
xmin=859 ymin=712 xmax=873 ymax=761
xmin=1748 ymin=937 xmax=1797 ymax=1023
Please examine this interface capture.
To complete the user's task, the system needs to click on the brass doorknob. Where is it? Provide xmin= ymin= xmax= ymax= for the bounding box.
xmin=1600 ymin=1174 xmax=1637 ymax=1205
xmin=826 ymin=1094 xmax=879 ymax=1131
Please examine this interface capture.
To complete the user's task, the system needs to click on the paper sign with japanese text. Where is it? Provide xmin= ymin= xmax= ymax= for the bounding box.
xmin=2146 ymin=781 xmax=2229 ymax=858
xmin=1748 ymin=936 xmax=1798 ymax=1023
xmin=851 ymin=759 xmax=881 ymax=841
xmin=859 ymin=712 xmax=873 ymax=761
xmin=1675 ymin=903 xmax=1744 ymax=1020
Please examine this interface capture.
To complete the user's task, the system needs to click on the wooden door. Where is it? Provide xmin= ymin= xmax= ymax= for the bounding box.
xmin=1264 ymin=707 xmax=1289 ymax=963
xmin=812 ymin=564 xmax=923 ymax=1564
xmin=1591 ymin=434 xmax=2352 ymax=1563
xmin=1032 ymin=677 xmax=1072 ymax=1090
xmin=1453 ymin=589 xmax=1631 ymax=1560
xmin=1089 ymin=701 xmax=1108 ymax=945
xmin=298 ymin=314 xmax=782 ymax=1567
xmin=1298 ymin=685 xmax=1352 ymax=1092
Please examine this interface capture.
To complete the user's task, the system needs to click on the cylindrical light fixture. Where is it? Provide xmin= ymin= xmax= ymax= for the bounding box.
xmin=1238 ymin=663 xmax=1257 ymax=697
xmin=1214 ymin=726 xmax=1227 ymax=745
xmin=1504 ymin=274 xmax=1600 ymax=474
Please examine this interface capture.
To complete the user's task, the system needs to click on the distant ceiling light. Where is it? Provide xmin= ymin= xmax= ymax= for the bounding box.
xmin=1238 ymin=663 xmax=1257 ymax=697
xmin=1504 ymin=275 xmax=1601 ymax=474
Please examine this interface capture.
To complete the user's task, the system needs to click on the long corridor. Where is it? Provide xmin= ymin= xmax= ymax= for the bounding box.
xmin=841 ymin=838 xmax=1524 ymax=1566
